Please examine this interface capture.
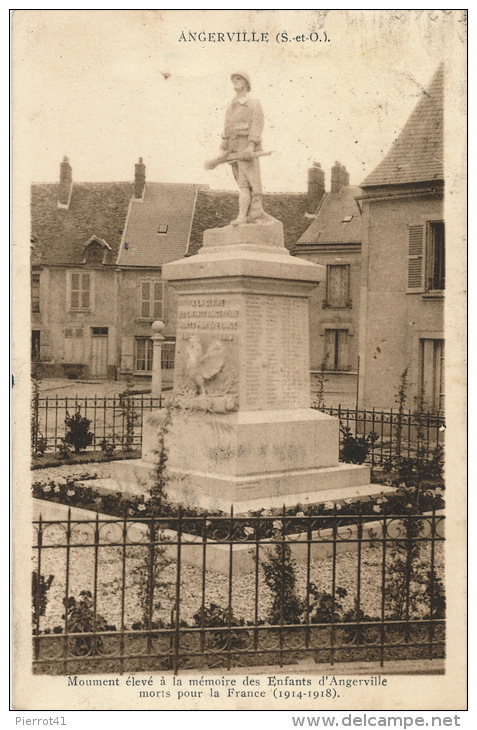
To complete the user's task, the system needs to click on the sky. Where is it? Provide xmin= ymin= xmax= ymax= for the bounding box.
xmin=13 ymin=10 xmax=465 ymax=193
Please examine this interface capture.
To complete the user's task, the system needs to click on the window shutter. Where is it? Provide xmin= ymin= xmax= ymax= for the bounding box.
xmin=407 ymin=225 xmax=425 ymax=291
xmin=140 ymin=282 xmax=151 ymax=318
xmin=153 ymin=282 xmax=163 ymax=319
xmin=120 ymin=336 xmax=135 ymax=372
xmin=338 ymin=330 xmax=350 ymax=370
xmin=81 ymin=274 xmax=91 ymax=309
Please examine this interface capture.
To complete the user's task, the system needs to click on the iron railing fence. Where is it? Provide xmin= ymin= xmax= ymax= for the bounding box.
xmin=32 ymin=508 xmax=445 ymax=675
xmin=31 ymin=394 xmax=163 ymax=454
xmin=316 ymin=405 xmax=445 ymax=468
xmin=31 ymin=395 xmax=445 ymax=468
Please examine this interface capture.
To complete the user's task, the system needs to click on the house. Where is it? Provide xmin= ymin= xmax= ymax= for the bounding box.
xmin=295 ymin=162 xmax=362 ymax=407
xmin=31 ymin=158 xmax=310 ymax=381
xmin=31 ymin=158 xmax=133 ymax=379
xmin=357 ymin=64 xmax=444 ymax=412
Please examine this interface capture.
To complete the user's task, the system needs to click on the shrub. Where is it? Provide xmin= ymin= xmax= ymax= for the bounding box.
xmin=64 ymin=410 xmax=94 ymax=453
xmin=340 ymin=425 xmax=378 ymax=464
xmin=192 ymin=603 xmax=249 ymax=650
xmin=100 ymin=438 xmax=115 ymax=459
xmin=307 ymin=585 xmax=347 ymax=624
xmin=32 ymin=571 xmax=54 ymax=628
xmin=62 ymin=590 xmax=115 ymax=655
xmin=58 ymin=438 xmax=72 ymax=461
xmin=262 ymin=538 xmax=304 ymax=625
xmin=118 ymin=376 xmax=139 ymax=451
xmin=31 ymin=363 xmax=47 ymax=456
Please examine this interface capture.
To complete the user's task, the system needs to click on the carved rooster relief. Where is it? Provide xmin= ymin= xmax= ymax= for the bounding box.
xmin=185 ymin=336 xmax=226 ymax=395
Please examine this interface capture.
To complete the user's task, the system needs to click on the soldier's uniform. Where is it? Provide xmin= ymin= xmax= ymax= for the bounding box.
xmin=221 ymin=73 xmax=268 ymax=223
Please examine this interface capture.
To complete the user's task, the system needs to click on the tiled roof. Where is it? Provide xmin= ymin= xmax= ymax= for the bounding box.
xmin=31 ymin=182 xmax=133 ymax=266
xmin=296 ymin=186 xmax=362 ymax=246
xmin=188 ymin=188 xmax=309 ymax=255
xmin=361 ymin=64 xmax=444 ymax=188
xmin=31 ymin=179 xmax=310 ymax=268
xmin=116 ymin=183 xmax=199 ymax=267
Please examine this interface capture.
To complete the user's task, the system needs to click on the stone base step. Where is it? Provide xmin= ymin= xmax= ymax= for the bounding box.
xmin=77 ymin=473 xmax=394 ymax=516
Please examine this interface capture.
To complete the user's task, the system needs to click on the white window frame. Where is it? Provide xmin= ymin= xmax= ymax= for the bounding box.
xmin=134 ymin=337 xmax=154 ymax=373
xmin=161 ymin=339 xmax=176 ymax=370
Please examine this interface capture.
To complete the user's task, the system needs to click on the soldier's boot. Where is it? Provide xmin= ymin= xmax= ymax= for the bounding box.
xmin=247 ymin=192 xmax=269 ymax=223
xmin=231 ymin=188 xmax=250 ymax=226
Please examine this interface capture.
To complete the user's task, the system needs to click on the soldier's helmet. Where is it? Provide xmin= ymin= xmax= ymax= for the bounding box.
xmin=231 ymin=72 xmax=251 ymax=91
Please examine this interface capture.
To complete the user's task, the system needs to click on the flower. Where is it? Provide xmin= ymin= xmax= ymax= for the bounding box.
xmin=67 ymin=489 xmax=75 ymax=496
xmin=295 ymin=511 xmax=305 ymax=518
xmin=54 ymin=485 xmax=60 ymax=493
xmin=324 ymin=502 xmax=335 ymax=511
xmin=336 ymin=503 xmax=342 ymax=511
xmin=372 ymin=504 xmax=381 ymax=513
xmin=42 ymin=485 xmax=51 ymax=493
xmin=56 ymin=477 xmax=67 ymax=486
xmin=137 ymin=503 xmax=146 ymax=512
xmin=243 ymin=526 xmax=254 ymax=536
xmin=272 ymin=520 xmax=283 ymax=531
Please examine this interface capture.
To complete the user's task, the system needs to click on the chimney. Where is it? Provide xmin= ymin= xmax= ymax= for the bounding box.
xmin=134 ymin=157 xmax=146 ymax=199
xmin=307 ymin=162 xmax=325 ymax=213
xmin=58 ymin=156 xmax=73 ymax=209
xmin=330 ymin=161 xmax=349 ymax=193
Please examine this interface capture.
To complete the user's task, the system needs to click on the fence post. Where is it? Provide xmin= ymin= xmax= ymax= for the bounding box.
xmin=151 ymin=321 xmax=165 ymax=398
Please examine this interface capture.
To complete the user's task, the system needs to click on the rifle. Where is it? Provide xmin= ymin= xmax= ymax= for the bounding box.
xmin=204 ymin=150 xmax=273 ymax=171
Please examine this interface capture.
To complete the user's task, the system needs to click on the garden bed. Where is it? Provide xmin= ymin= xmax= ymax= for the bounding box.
xmin=32 ymin=449 xmax=141 ymax=470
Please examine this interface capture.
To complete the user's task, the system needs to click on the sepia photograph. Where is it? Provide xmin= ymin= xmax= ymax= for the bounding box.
xmin=12 ymin=9 xmax=467 ymax=714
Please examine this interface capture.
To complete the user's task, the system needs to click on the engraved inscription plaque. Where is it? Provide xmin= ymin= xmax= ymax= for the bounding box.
xmin=242 ymin=294 xmax=309 ymax=410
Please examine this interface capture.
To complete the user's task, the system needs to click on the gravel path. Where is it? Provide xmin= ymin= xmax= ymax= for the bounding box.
xmin=34 ymin=520 xmax=443 ymax=631
xmin=32 ymin=463 xmax=444 ymax=631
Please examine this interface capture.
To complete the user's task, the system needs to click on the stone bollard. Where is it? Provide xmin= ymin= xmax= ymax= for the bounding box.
xmin=151 ymin=320 xmax=165 ymax=398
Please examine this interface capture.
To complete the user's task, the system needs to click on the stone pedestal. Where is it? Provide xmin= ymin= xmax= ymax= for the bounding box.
xmin=111 ymin=218 xmax=389 ymax=513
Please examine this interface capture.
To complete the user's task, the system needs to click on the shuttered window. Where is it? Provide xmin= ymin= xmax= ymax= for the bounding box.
xmin=427 ymin=222 xmax=445 ymax=290
xmin=407 ymin=222 xmax=445 ymax=293
xmin=31 ymin=274 xmax=40 ymax=312
xmin=140 ymin=280 xmax=163 ymax=319
xmin=325 ymin=265 xmax=351 ymax=308
xmin=407 ymin=225 xmax=425 ymax=292
xmin=324 ymin=329 xmax=350 ymax=371
xmin=419 ymin=338 xmax=445 ymax=412
xmin=70 ymin=272 xmax=91 ymax=310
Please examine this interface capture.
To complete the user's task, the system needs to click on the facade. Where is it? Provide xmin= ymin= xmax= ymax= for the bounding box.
xmin=31 ymin=159 xmax=132 ymax=379
xmin=357 ymin=65 xmax=444 ymax=412
xmin=295 ymin=162 xmax=362 ymax=407
xmin=31 ymin=158 xmax=310 ymax=382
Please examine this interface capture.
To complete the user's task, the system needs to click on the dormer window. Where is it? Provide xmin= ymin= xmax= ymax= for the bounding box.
xmin=83 ymin=236 xmax=111 ymax=265
xmin=157 ymin=224 xmax=168 ymax=234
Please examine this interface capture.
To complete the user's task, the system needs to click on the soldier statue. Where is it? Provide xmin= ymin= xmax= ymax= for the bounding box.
xmin=205 ymin=72 xmax=271 ymax=226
